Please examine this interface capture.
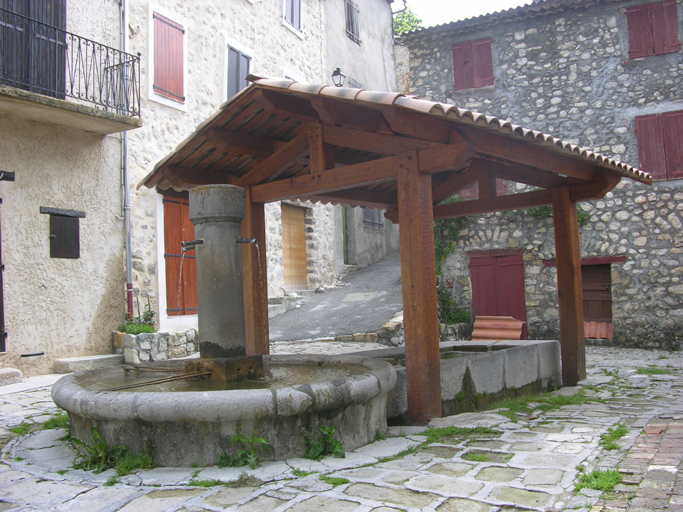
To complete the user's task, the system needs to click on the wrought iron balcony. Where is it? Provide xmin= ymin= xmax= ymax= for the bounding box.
xmin=0 ymin=7 xmax=140 ymax=118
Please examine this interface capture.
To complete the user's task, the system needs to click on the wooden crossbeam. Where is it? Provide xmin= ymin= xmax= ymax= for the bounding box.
xmin=204 ymin=128 xmax=275 ymax=158
xmin=569 ymin=172 xmax=621 ymax=201
xmin=309 ymin=124 xmax=335 ymax=173
xmin=235 ymin=130 xmax=310 ymax=187
xmin=253 ymin=89 xmax=320 ymax=121
xmin=251 ymin=156 xmax=398 ymax=203
xmin=306 ymin=189 xmax=398 ymax=209
xmin=431 ymin=160 xmax=487 ymax=204
xmin=433 ymin=188 xmax=554 ymax=218
xmin=382 ymin=107 xmax=452 ymax=144
xmin=322 ymin=124 xmax=440 ymax=155
xmin=492 ymin=163 xmax=581 ymax=190
xmin=160 ymin=166 xmax=236 ymax=190
xmin=311 ymin=96 xmax=382 ymax=132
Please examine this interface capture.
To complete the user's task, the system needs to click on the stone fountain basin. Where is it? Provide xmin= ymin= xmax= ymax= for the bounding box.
xmin=51 ymin=354 xmax=396 ymax=467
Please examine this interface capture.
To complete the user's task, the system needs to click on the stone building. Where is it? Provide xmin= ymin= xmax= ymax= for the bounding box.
xmin=399 ymin=0 xmax=682 ymax=348
xmin=126 ymin=0 xmax=399 ymax=333
xmin=0 ymin=0 xmax=142 ymax=374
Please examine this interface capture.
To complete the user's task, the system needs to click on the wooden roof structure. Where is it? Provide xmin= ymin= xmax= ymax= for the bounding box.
xmin=141 ymin=76 xmax=651 ymax=424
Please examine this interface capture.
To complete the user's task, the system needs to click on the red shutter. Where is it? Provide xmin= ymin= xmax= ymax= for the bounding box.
xmin=636 ymin=114 xmax=667 ymax=179
xmin=659 ymin=0 xmax=681 ymax=54
xmin=662 ymin=110 xmax=683 ymax=178
xmin=472 ymin=37 xmax=494 ymax=88
xmin=496 ymin=178 xmax=506 ymax=196
xmin=163 ymin=194 xmax=197 ymax=316
xmin=452 ymin=41 xmax=469 ymax=91
xmin=625 ymin=4 xmax=654 ymax=59
xmin=153 ymin=12 xmax=185 ymax=102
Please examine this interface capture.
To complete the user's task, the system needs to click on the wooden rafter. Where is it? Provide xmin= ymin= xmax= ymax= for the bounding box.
xmin=161 ymin=167 xmax=236 ymax=190
xmin=322 ymin=124 xmax=441 ymax=155
xmin=431 ymin=160 xmax=487 ymax=204
xmin=235 ymin=130 xmax=310 ymax=187
xmin=306 ymin=189 xmax=398 ymax=209
xmin=204 ymin=128 xmax=279 ymax=158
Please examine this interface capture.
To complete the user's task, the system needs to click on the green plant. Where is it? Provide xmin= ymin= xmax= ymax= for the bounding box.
xmin=56 ymin=469 xmax=68 ymax=475
xmin=71 ymin=428 xmax=154 ymax=475
xmin=190 ymin=478 xmax=228 ymax=487
xmin=636 ymin=367 xmax=671 ymax=375
xmin=462 ymin=452 xmax=489 ymax=462
xmin=525 ymin=205 xmax=553 ymax=218
xmin=659 ymin=355 xmax=668 ymax=360
xmin=438 ymin=287 xmax=472 ymax=325
xmin=104 ymin=476 xmax=119 ymax=486
xmin=304 ymin=425 xmax=345 ymax=461
xmin=603 ymin=369 xmax=620 ymax=379
xmin=393 ymin=5 xmax=422 ymax=35
xmin=218 ymin=428 xmax=273 ymax=469
xmin=433 ymin=197 xmax=464 ymax=276
xmin=112 ymin=447 xmax=155 ymax=476
xmin=118 ymin=308 xmax=157 ymax=334
xmin=374 ymin=429 xmax=386 ymax=442
xmin=292 ymin=469 xmax=316 ymax=477
xmin=319 ymin=475 xmax=350 ymax=487
xmin=489 ymin=390 xmax=592 ymax=423
xmin=9 ymin=423 xmax=31 ymax=435
xmin=575 ymin=469 xmax=621 ymax=492
xmin=43 ymin=413 xmax=69 ymax=430
xmin=600 ymin=424 xmax=628 ymax=451
xmin=12 ymin=457 xmax=24 ymax=462
xmin=422 ymin=426 xmax=500 ymax=444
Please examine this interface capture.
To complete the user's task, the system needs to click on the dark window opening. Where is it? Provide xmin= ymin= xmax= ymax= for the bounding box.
xmin=362 ymin=207 xmax=383 ymax=229
xmin=625 ymin=0 xmax=680 ymax=59
xmin=284 ymin=0 xmax=301 ymax=30
xmin=452 ymin=37 xmax=494 ymax=91
xmin=227 ymin=45 xmax=251 ymax=100
xmin=153 ymin=11 xmax=185 ymax=102
xmin=636 ymin=109 xmax=683 ymax=180
xmin=345 ymin=0 xmax=360 ymax=45
xmin=41 ymin=207 xmax=85 ymax=259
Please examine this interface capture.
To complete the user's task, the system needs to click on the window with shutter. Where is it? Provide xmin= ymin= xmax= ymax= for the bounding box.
xmin=227 ymin=45 xmax=251 ymax=100
xmin=362 ymin=207 xmax=383 ymax=229
xmin=151 ymin=10 xmax=185 ymax=104
xmin=452 ymin=38 xmax=494 ymax=91
xmin=636 ymin=109 xmax=683 ymax=179
xmin=40 ymin=207 xmax=85 ymax=259
xmin=345 ymin=0 xmax=361 ymax=45
xmin=626 ymin=0 xmax=680 ymax=58
xmin=285 ymin=0 xmax=301 ymax=30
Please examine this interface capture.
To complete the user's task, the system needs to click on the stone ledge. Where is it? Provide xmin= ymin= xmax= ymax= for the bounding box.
xmin=53 ymin=354 xmax=124 ymax=374
xmin=0 ymin=368 xmax=22 ymax=386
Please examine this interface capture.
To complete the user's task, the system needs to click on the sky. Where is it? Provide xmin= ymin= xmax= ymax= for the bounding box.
xmin=399 ymin=0 xmax=531 ymax=28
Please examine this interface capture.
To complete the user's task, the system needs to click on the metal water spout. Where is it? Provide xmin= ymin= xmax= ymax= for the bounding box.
xmin=235 ymin=238 xmax=257 ymax=244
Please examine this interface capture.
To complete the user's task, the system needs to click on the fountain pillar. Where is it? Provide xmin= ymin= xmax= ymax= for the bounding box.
xmin=189 ymin=184 xmax=247 ymax=358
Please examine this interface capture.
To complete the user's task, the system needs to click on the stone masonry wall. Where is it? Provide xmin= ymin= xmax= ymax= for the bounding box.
xmin=402 ymin=0 xmax=683 ymax=348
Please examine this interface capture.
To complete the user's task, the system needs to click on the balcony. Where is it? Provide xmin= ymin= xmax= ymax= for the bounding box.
xmin=0 ymin=7 xmax=141 ymax=134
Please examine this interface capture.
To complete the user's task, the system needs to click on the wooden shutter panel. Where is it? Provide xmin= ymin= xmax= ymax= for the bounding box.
xmin=50 ymin=215 xmax=79 ymax=259
xmin=153 ymin=13 xmax=184 ymax=102
xmin=472 ymin=37 xmax=494 ymax=88
xmin=636 ymin=114 xmax=667 ymax=179
xmin=659 ymin=0 xmax=681 ymax=54
xmin=625 ymin=4 xmax=654 ymax=59
xmin=662 ymin=110 xmax=683 ymax=178
xmin=452 ymin=41 xmax=472 ymax=91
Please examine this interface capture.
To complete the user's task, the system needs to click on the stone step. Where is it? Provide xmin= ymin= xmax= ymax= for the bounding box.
xmin=53 ymin=354 xmax=124 ymax=374
xmin=0 ymin=368 xmax=22 ymax=386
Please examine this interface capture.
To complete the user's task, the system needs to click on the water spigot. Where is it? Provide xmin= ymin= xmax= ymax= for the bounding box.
xmin=181 ymin=239 xmax=204 ymax=251
xmin=235 ymin=238 xmax=257 ymax=244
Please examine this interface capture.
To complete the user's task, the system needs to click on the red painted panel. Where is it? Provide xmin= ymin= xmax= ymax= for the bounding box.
xmin=472 ymin=37 xmax=494 ymax=88
xmin=636 ymin=114 xmax=667 ymax=179
xmin=662 ymin=110 xmax=683 ymax=178
xmin=153 ymin=12 xmax=184 ymax=102
xmin=656 ymin=0 xmax=681 ymax=54
xmin=582 ymin=264 xmax=612 ymax=322
xmin=626 ymin=4 xmax=654 ymax=58
xmin=163 ymin=194 xmax=197 ymax=316
xmin=451 ymin=41 xmax=471 ymax=91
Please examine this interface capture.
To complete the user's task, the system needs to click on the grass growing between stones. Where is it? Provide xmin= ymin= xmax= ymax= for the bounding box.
xmin=71 ymin=428 xmax=154 ymax=475
xmin=43 ymin=413 xmax=69 ymax=430
xmin=292 ymin=469 xmax=317 ymax=477
xmin=575 ymin=469 xmax=621 ymax=492
xmin=422 ymin=426 xmax=500 ymax=444
xmin=600 ymin=424 xmax=628 ymax=450
xmin=9 ymin=423 xmax=31 ymax=435
xmin=462 ymin=452 xmax=490 ymax=462
xmin=489 ymin=390 xmax=593 ymax=423
xmin=319 ymin=475 xmax=350 ymax=487
xmin=636 ymin=367 xmax=671 ymax=375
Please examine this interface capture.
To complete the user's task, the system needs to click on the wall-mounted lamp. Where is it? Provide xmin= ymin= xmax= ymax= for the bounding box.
xmin=332 ymin=68 xmax=346 ymax=87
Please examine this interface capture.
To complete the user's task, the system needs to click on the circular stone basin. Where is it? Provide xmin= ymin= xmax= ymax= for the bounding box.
xmin=52 ymin=354 xmax=396 ymax=467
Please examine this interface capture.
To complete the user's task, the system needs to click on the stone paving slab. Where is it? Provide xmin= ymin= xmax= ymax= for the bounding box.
xmin=0 ymin=346 xmax=683 ymax=511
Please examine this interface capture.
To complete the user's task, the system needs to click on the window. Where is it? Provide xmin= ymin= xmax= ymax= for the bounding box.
xmin=284 ymin=0 xmax=301 ymax=30
xmin=625 ymin=0 xmax=680 ymax=59
xmin=40 ymin=207 xmax=85 ymax=259
xmin=636 ymin=110 xmax=683 ymax=180
xmin=451 ymin=38 xmax=494 ymax=91
xmin=362 ymin=207 xmax=383 ymax=229
xmin=345 ymin=0 xmax=360 ymax=45
xmin=152 ymin=10 xmax=185 ymax=103
xmin=227 ymin=45 xmax=251 ymax=100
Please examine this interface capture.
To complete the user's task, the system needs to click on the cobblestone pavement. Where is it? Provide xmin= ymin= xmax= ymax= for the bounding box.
xmin=1 ymin=346 xmax=682 ymax=512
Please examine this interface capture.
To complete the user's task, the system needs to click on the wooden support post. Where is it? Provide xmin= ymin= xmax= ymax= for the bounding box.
xmin=396 ymin=151 xmax=442 ymax=425
xmin=242 ymin=187 xmax=270 ymax=356
xmin=552 ymin=187 xmax=585 ymax=385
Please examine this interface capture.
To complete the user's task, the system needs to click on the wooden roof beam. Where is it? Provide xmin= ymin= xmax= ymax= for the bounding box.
xmin=431 ymin=159 xmax=487 ymax=204
xmin=251 ymin=156 xmax=397 ymax=203
xmin=159 ymin=166 xmax=237 ymax=190
xmin=204 ymin=128 xmax=278 ymax=158
xmin=253 ymin=89 xmax=321 ymax=122
xmin=418 ymin=129 xmax=477 ymax=174
xmin=311 ymin=96 xmax=383 ymax=132
xmin=305 ymin=189 xmax=398 ymax=209
xmin=382 ymin=107 xmax=453 ymax=143
xmin=434 ymin=188 xmax=554 ymax=218
xmin=322 ymin=124 xmax=442 ymax=155
xmin=309 ymin=124 xmax=335 ymax=174
xmin=492 ymin=163 xmax=583 ymax=190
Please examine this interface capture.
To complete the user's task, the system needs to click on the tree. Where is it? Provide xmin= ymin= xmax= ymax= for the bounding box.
xmin=393 ymin=6 xmax=422 ymax=35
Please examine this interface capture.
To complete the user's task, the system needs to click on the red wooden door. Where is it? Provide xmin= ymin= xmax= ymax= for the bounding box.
xmin=469 ymin=252 xmax=527 ymax=338
xmin=582 ymin=264 xmax=613 ymax=339
xmin=163 ymin=192 xmax=197 ymax=316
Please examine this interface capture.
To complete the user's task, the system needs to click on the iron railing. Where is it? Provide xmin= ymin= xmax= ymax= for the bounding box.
xmin=0 ymin=7 xmax=140 ymax=117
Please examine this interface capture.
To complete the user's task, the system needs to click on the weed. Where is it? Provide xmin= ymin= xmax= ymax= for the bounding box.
xmin=304 ymin=425 xmax=345 ymax=461
xmin=70 ymin=428 xmax=154 ymax=475
xmin=13 ymin=457 xmax=25 ymax=462
xmin=104 ymin=476 xmax=119 ymax=487
xmin=489 ymin=390 xmax=592 ymax=422
xmin=43 ymin=413 xmax=69 ymax=430
xmin=575 ymin=469 xmax=621 ymax=492
xmin=636 ymin=367 xmax=671 ymax=375
xmin=118 ymin=308 xmax=156 ymax=334
xmin=603 ymin=369 xmax=620 ymax=379
xmin=292 ymin=469 xmax=316 ymax=477
xmin=576 ymin=464 xmax=585 ymax=473
xmin=582 ymin=384 xmax=600 ymax=392
xmin=9 ymin=423 xmax=31 ymax=435
xmin=319 ymin=475 xmax=350 ymax=487
xmin=422 ymin=426 xmax=500 ymax=444
xmin=56 ymin=469 xmax=68 ymax=475
xmin=190 ymin=479 xmax=227 ymax=487
xmin=600 ymin=424 xmax=628 ymax=450
xmin=462 ymin=452 xmax=489 ymax=462
xmin=378 ymin=445 xmax=418 ymax=463
xmin=217 ymin=428 xmax=273 ymax=469
xmin=659 ymin=355 xmax=668 ymax=360
xmin=112 ymin=447 xmax=155 ymax=476
xmin=374 ymin=429 xmax=387 ymax=442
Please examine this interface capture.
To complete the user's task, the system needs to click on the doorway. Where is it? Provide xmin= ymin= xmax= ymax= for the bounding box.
xmin=281 ymin=204 xmax=307 ymax=291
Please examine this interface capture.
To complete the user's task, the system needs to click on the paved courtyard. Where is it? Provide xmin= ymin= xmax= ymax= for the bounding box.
xmin=1 ymin=345 xmax=682 ymax=511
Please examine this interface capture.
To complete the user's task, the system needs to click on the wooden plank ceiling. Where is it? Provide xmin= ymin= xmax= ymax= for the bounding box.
xmin=140 ymin=76 xmax=652 ymax=219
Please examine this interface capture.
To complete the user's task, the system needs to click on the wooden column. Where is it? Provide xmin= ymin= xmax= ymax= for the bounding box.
xmin=242 ymin=186 xmax=270 ymax=355
xmin=396 ymin=151 xmax=442 ymax=424
xmin=552 ymin=187 xmax=585 ymax=385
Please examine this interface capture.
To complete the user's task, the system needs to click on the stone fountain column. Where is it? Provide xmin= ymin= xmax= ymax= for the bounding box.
xmin=189 ymin=184 xmax=246 ymax=359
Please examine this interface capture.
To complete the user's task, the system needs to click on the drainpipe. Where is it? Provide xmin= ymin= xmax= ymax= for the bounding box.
xmin=120 ymin=0 xmax=134 ymax=319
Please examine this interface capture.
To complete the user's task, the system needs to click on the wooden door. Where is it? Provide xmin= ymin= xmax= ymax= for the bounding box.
xmin=163 ymin=192 xmax=197 ymax=316
xmin=281 ymin=204 xmax=307 ymax=291
xmin=582 ymin=264 xmax=613 ymax=338
xmin=469 ymin=252 xmax=527 ymax=338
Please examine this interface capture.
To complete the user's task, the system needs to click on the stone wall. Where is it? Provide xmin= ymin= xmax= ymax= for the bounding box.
xmin=401 ymin=0 xmax=683 ymax=348
xmin=115 ymin=329 xmax=198 ymax=364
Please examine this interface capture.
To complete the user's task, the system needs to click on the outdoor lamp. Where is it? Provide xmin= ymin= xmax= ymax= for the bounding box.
xmin=332 ymin=68 xmax=346 ymax=87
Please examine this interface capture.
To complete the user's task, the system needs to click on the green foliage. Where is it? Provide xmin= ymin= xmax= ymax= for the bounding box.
xmin=636 ymin=367 xmax=671 ymax=375
xmin=393 ymin=6 xmax=422 ymax=35
xmin=304 ymin=425 xmax=345 ymax=461
xmin=422 ymin=426 xmax=500 ymax=444
xmin=600 ymin=424 xmax=627 ymax=451
xmin=118 ymin=309 xmax=156 ymax=334
xmin=9 ymin=423 xmax=31 ymax=435
xmin=190 ymin=478 xmax=228 ymax=487
xmin=71 ymin=428 xmax=155 ymax=475
xmin=56 ymin=469 xmax=68 ymax=475
xmin=462 ymin=452 xmax=490 ymax=462
xmin=292 ymin=469 xmax=317 ymax=477
xmin=433 ymin=198 xmax=464 ymax=276
xmin=374 ymin=429 xmax=386 ymax=442
xmin=438 ymin=287 xmax=472 ymax=325
xmin=43 ymin=413 xmax=69 ymax=430
xmin=577 ymin=210 xmax=590 ymax=226
xmin=319 ymin=475 xmax=350 ymax=487
xmin=575 ymin=469 xmax=621 ymax=492
xmin=112 ymin=447 xmax=155 ymax=476
xmin=489 ymin=390 xmax=592 ymax=423
xmin=525 ymin=205 xmax=553 ymax=218
xmin=104 ymin=476 xmax=119 ymax=486
xmin=217 ymin=428 xmax=273 ymax=470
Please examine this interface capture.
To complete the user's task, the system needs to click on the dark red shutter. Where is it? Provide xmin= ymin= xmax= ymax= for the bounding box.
xmin=472 ymin=37 xmax=494 ymax=88
xmin=153 ymin=12 xmax=184 ymax=102
xmin=660 ymin=0 xmax=681 ymax=54
xmin=163 ymin=194 xmax=196 ymax=316
xmin=452 ymin=41 xmax=468 ymax=91
xmin=626 ymin=4 xmax=654 ymax=58
xmin=636 ymin=114 xmax=667 ymax=179
xmin=662 ymin=110 xmax=683 ymax=178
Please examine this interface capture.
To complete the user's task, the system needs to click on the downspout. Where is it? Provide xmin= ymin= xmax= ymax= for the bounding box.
xmin=120 ymin=0 xmax=134 ymax=319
